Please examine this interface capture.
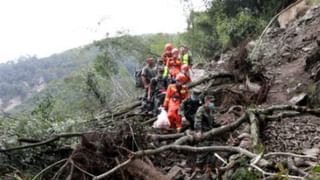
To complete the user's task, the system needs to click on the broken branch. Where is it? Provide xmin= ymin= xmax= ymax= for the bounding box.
xmin=93 ymin=158 xmax=133 ymax=180
xmin=264 ymin=152 xmax=317 ymax=160
xmin=0 ymin=132 xmax=88 ymax=152
xmin=248 ymin=111 xmax=260 ymax=149
xmin=32 ymin=159 xmax=68 ymax=180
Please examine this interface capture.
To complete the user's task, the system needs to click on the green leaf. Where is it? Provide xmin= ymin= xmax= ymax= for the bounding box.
xmin=312 ymin=165 xmax=320 ymax=173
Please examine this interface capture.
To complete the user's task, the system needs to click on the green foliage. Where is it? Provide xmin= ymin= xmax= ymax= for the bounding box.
xmin=310 ymin=165 xmax=320 ymax=179
xmin=31 ymin=94 xmax=55 ymax=121
xmin=182 ymin=0 xmax=295 ymax=59
xmin=274 ymin=162 xmax=289 ymax=180
xmin=253 ymin=143 xmax=265 ymax=154
xmin=0 ymin=94 xmax=86 ymax=150
xmin=231 ymin=157 xmax=262 ymax=180
xmin=232 ymin=167 xmax=259 ymax=180
xmin=311 ymin=0 xmax=320 ymax=5
xmin=85 ymin=72 xmax=106 ymax=105
xmin=0 ymin=46 xmax=98 ymax=104
xmin=312 ymin=165 xmax=320 ymax=173
xmin=94 ymin=53 xmax=118 ymax=78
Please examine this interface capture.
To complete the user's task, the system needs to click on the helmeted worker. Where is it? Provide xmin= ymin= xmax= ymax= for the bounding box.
xmin=163 ymin=76 xmax=189 ymax=132
xmin=164 ymin=48 xmax=181 ymax=79
xmin=179 ymin=89 xmax=202 ymax=130
xmin=148 ymin=67 xmax=168 ymax=115
xmin=161 ymin=43 xmax=173 ymax=65
xmin=180 ymin=46 xmax=193 ymax=67
xmin=175 ymin=64 xmax=191 ymax=85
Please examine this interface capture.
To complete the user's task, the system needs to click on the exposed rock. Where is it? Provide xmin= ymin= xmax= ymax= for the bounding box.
xmin=289 ymin=93 xmax=308 ymax=105
xmin=278 ymin=0 xmax=310 ymax=29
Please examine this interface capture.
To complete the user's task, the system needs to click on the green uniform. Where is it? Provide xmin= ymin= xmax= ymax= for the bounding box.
xmin=194 ymin=104 xmax=218 ymax=167
xmin=194 ymin=105 xmax=216 ymax=132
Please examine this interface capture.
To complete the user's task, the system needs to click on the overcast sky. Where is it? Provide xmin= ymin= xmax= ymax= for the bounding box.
xmin=0 ymin=0 xmax=205 ymax=63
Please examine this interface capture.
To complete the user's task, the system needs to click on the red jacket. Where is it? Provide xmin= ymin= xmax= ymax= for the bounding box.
xmin=176 ymin=72 xmax=191 ymax=85
xmin=163 ymin=84 xmax=188 ymax=110
xmin=166 ymin=57 xmax=181 ymax=78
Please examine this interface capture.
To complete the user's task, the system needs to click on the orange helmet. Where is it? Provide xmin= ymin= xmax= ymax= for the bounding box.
xmin=165 ymin=43 xmax=173 ymax=51
xmin=175 ymin=73 xmax=185 ymax=83
xmin=181 ymin=64 xmax=189 ymax=72
xmin=171 ymin=48 xmax=179 ymax=55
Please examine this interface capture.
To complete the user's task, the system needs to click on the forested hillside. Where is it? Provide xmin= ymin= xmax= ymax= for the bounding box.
xmin=0 ymin=33 xmax=178 ymax=114
xmin=0 ymin=46 xmax=98 ymax=110
xmin=0 ymin=33 xmax=179 ymax=142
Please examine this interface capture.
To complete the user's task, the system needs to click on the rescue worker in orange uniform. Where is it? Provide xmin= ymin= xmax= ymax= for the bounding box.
xmin=165 ymin=48 xmax=181 ymax=79
xmin=161 ymin=43 xmax=173 ymax=65
xmin=163 ymin=75 xmax=189 ymax=132
xmin=175 ymin=64 xmax=191 ymax=85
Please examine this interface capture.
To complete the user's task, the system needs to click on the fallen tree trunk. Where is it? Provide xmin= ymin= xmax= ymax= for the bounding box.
xmin=133 ymin=144 xmax=270 ymax=167
xmin=187 ymin=72 xmax=233 ymax=89
xmin=0 ymin=132 xmax=86 ymax=153
xmin=251 ymin=105 xmax=320 ymax=116
xmin=174 ymin=113 xmax=248 ymax=145
xmin=98 ymin=101 xmax=142 ymax=120
xmin=248 ymin=112 xmax=261 ymax=151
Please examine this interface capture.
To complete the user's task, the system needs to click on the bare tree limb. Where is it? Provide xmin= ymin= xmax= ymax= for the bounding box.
xmin=133 ymin=144 xmax=270 ymax=167
xmin=264 ymin=152 xmax=317 ymax=160
xmin=0 ymin=132 xmax=89 ymax=152
xmin=250 ymin=164 xmax=304 ymax=179
xmin=32 ymin=159 xmax=67 ymax=180
xmin=115 ymin=157 xmax=126 ymax=180
xmin=134 ymin=144 xmax=254 ymax=157
xmin=93 ymin=158 xmax=133 ymax=180
xmin=70 ymin=160 xmax=95 ymax=178
xmin=187 ymin=72 xmax=233 ymax=89
xmin=248 ymin=111 xmax=260 ymax=149
xmin=125 ymin=159 xmax=169 ymax=180
xmin=265 ymin=111 xmax=301 ymax=121
xmin=148 ymin=132 xmax=184 ymax=141
xmin=174 ymin=113 xmax=248 ymax=145
xmin=141 ymin=117 xmax=157 ymax=125
xmin=66 ymin=162 xmax=74 ymax=180
xmin=252 ymin=105 xmax=320 ymax=117
xmin=52 ymin=160 xmax=69 ymax=180
xmin=287 ymin=157 xmax=309 ymax=177
xmin=98 ymin=101 xmax=142 ymax=120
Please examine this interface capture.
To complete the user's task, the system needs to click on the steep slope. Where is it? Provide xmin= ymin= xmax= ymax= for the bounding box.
xmin=260 ymin=6 xmax=320 ymax=105
xmin=253 ymin=6 xmax=320 ymax=152
xmin=0 ymin=46 xmax=99 ymax=112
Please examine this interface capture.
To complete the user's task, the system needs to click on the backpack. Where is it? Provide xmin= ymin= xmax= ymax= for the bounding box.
xmin=134 ymin=69 xmax=144 ymax=88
